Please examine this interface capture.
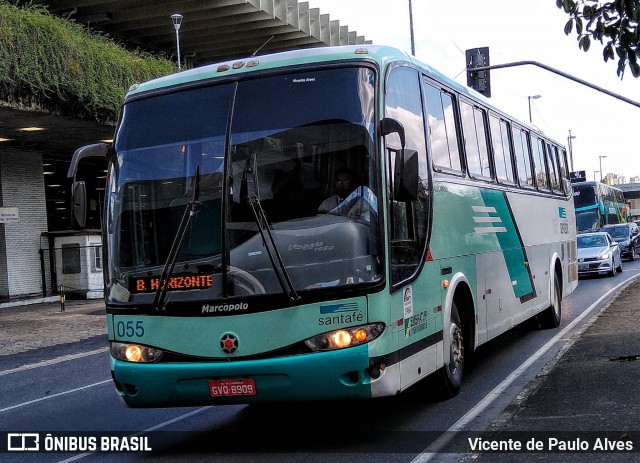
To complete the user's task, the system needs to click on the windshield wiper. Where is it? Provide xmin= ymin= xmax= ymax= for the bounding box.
xmin=243 ymin=154 xmax=300 ymax=302
xmin=152 ymin=166 xmax=202 ymax=310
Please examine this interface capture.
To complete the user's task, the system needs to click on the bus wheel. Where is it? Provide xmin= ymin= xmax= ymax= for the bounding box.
xmin=438 ymin=301 xmax=464 ymax=398
xmin=539 ymin=274 xmax=561 ymax=329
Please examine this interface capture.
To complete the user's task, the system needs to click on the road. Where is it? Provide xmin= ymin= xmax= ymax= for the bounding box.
xmin=2 ymin=260 xmax=639 ymax=463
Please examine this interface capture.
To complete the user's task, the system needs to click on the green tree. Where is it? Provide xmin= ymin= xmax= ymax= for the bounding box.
xmin=557 ymin=0 xmax=640 ymax=78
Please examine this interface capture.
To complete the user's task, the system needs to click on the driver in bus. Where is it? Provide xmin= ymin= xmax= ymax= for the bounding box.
xmin=318 ymin=167 xmax=356 ymax=212
xmin=318 ymin=167 xmax=375 ymax=221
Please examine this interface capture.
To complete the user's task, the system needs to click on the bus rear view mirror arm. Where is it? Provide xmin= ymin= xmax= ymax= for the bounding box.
xmin=67 ymin=143 xmax=110 ymax=181
xmin=67 ymin=143 xmax=110 ymax=229
xmin=379 ymin=118 xmax=406 ymax=149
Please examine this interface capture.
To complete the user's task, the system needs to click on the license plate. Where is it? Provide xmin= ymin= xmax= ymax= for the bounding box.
xmin=209 ymin=378 xmax=256 ymax=397
xmin=579 ymin=264 xmax=587 ymax=270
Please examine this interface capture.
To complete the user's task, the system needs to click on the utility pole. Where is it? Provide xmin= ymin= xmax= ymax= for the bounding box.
xmin=599 ymin=155 xmax=607 ymax=182
xmin=408 ymin=0 xmax=415 ymax=55
xmin=567 ymin=130 xmax=576 ymax=172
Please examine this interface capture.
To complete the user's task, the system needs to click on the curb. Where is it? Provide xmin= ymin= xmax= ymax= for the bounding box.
xmin=0 ymin=296 xmax=58 ymax=310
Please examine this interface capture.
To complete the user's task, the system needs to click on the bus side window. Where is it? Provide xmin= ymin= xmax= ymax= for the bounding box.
xmin=422 ymin=82 xmax=462 ymax=173
xmin=489 ymin=115 xmax=515 ymax=184
xmin=546 ymin=143 xmax=561 ymax=192
xmin=512 ymin=127 xmax=534 ymax=188
xmin=530 ymin=135 xmax=549 ymax=191
xmin=385 ymin=67 xmax=430 ymax=286
xmin=558 ymin=147 xmax=571 ymax=194
xmin=460 ymin=101 xmax=492 ymax=179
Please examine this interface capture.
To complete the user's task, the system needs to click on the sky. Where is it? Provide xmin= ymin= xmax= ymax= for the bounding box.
xmin=309 ymin=0 xmax=640 ymax=182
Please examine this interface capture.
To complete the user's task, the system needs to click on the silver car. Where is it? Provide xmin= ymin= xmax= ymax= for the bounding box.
xmin=577 ymin=232 xmax=623 ymax=277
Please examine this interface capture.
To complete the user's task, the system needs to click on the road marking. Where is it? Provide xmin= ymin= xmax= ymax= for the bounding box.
xmin=0 ymin=348 xmax=109 ymax=376
xmin=56 ymin=407 xmax=212 ymax=463
xmin=0 ymin=380 xmax=112 ymax=413
xmin=411 ymin=273 xmax=640 ymax=463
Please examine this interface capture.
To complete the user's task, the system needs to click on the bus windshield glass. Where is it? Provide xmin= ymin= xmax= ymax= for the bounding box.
xmin=572 ymin=183 xmax=596 ymax=208
xmin=575 ymin=211 xmax=599 ymax=233
xmin=107 ymin=66 xmax=381 ymax=305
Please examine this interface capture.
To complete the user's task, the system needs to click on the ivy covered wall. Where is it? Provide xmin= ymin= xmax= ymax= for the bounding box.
xmin=0 ymin=1 xmax=175 ymax=123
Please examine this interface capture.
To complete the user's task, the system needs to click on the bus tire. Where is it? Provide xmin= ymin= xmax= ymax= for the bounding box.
xmin=438 ymin=301 xmax=464 ymax=398
xmin=539 ymin=274 xmax=561 ymax=329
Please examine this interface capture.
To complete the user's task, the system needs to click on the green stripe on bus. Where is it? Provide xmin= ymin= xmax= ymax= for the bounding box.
xmin=479 ymin=189 xmax=535 ymax=300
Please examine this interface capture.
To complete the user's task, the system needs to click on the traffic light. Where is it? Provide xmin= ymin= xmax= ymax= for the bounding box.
xmin=466 ymin=47 xmax=491 ymax=97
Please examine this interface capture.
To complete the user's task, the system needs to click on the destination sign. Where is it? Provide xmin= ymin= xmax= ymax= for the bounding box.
xmin=132 ymin=274 xmax=213 ymax=293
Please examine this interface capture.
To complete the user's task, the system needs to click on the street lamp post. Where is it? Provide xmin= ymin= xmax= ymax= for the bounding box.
xmin=408 ymin=0 xmax=415 ymax=55
xmin=567 ymin=130 xmax=576 ymax=172
xmin=171 ymin=13 xmax=183 ymax=69
xmin=599 ymin=155 xmax=607 ymax=182
xmin=528 ymin=94 xmax=541 ymax=124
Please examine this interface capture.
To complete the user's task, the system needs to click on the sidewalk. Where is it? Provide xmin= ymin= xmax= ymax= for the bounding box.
xmin=471 ymin=277 xmax=640 ymax=462
xmin=0 ymin=298 xmax=106 ymax=356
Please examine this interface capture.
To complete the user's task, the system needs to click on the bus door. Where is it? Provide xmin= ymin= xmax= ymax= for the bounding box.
xmin=392 ymin=263 xmax=442 ymax=390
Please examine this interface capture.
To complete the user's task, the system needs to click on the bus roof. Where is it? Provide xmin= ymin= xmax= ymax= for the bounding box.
xmin=573 ymin=181 xmax=623 ymax=192
xmin=128 ymin=45 xmax=471 ymax=99
xmin=127 ymin=45 xmax=407 ymax=97
xmin=125 ymin=44 xmax=558 ymax=143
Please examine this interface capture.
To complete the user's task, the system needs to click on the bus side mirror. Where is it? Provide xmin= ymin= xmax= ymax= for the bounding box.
xmin=71 ymin=181 xmax=87 ymax=229
xmin=394 ymin=149 xmax=419 ymax=203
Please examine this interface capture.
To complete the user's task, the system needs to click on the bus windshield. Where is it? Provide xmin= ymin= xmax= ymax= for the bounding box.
xmin=572 ymin=183 xmax=596 ymax=208
xmin=575 ymin=211 xmax=599 ymax=233
xmin=106 ymin=66 xmax=381 ymax=305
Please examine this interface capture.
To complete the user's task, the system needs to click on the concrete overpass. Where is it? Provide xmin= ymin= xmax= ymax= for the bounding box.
xmin=0 ymin=0 xmax=372 ymax=299
xmin=36 ymin=0 xmax=371 ymax=67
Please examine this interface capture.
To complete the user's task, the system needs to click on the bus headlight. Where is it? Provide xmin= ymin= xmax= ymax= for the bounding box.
xmin=304 ymin=323 xmax=384 ymax=352
xmin=110 ymin=342 xmax=163 ymax=363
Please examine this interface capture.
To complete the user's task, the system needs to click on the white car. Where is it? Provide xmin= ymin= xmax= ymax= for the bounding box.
xmin=577 ymin=232 xmax=623 ymax=277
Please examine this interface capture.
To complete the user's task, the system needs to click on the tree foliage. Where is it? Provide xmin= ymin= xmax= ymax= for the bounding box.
xmin=557 ymin=0 xmax=640 ymax=78
xmin=0 ymin=1 xmax=175 ymax=123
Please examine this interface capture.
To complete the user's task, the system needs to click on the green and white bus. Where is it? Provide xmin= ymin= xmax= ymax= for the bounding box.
xmin=69 ymin=45 xmax=577 ymax=407
xmin=572 ymin=180 xmax=628 ymax=232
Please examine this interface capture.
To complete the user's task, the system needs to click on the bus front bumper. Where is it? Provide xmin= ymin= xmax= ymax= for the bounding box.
xmin=111 ymin=344 xmax=376 ymax=407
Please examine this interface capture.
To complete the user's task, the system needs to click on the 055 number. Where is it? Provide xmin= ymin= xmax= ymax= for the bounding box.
xmin=116 ymin=320 xmax=145 ymax=338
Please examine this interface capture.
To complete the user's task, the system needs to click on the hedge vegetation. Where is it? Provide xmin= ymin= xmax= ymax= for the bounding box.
xmin=0 ymin=1 xmax=175 ymax=123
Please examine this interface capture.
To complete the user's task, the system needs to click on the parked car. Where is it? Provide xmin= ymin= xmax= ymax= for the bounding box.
xmin=577 ymin=232 xmax=623 ymax=277
xmin=602 ymin=223 xmax=640 ymax=261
